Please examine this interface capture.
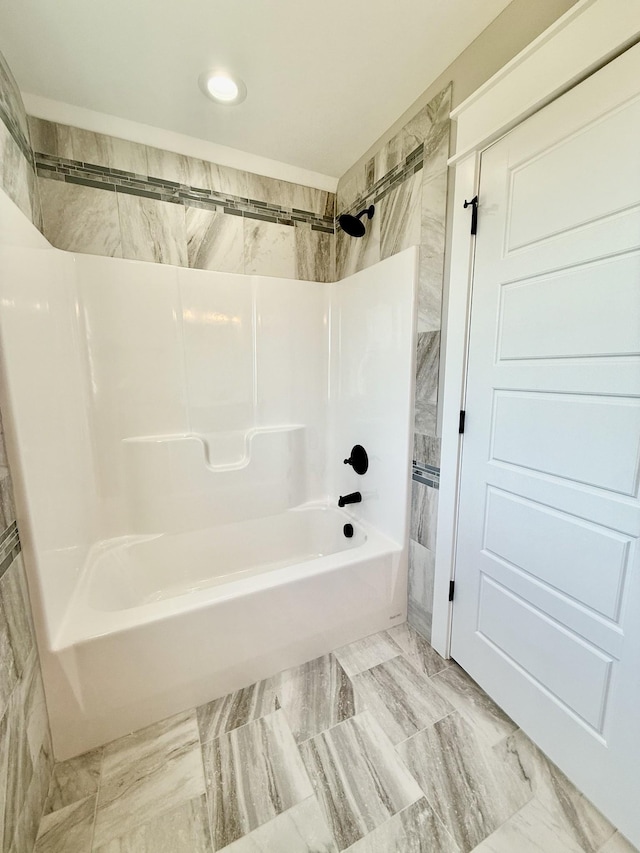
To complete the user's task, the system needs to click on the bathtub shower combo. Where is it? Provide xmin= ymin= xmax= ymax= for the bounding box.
xmin=0 ymin=190 xmax=417 ymax=759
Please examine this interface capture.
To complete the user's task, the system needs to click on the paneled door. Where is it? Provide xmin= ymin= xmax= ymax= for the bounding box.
xmin=451 ymin=43 xmax=640 ymax=845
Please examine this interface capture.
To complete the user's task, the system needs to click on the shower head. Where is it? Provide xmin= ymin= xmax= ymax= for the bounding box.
xmin=338 ymin=204 xmax=375 ymax=238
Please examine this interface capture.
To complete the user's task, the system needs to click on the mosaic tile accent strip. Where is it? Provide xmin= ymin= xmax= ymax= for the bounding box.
xmin=412 ymin=461 xmax=439 ymax=490
xmin=35 ymin=152 xmax=335 ymax=232
xmin=336 ymin=143 xmax=424 ymax=228
xmin=0 ymin=519 xmax=21 ymax=580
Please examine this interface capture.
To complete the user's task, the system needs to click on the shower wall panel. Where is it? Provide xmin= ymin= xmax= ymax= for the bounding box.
xmin=335 ymin=84 xmax=452 ymax=642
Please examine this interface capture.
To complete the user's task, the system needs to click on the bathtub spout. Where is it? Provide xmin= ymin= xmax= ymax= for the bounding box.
xmin=338 ymin=491 xmax=362 ymax=508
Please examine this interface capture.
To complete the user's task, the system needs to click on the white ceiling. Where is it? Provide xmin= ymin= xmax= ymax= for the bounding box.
xmin=0 ymin=0 xmax=514 ymax=179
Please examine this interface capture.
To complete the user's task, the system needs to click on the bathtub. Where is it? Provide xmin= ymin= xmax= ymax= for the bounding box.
xmin=50 ymin=504 xmax=407 ymax=758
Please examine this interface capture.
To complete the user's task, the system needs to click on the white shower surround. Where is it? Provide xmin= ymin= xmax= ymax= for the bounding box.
xmin=0 ymin=190 xmax=417 ymax=758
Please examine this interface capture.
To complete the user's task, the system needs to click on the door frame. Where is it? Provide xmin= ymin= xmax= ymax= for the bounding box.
xmin=431 ymin=0 xmax=640 ymax=657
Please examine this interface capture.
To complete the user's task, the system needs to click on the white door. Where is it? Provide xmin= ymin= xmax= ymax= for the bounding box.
xmin=452 ymin=43 xmax=640 ymax=845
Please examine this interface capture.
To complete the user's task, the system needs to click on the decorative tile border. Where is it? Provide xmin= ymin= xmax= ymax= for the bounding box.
xmin=35 ymin=153 xmax=335 ymax=232
xmin=337 ymin=143 xmax=424 ymax=226
xmin=0 ymin=519 xmax=21 ymax=580
xmin=412 ymin=461 xmax=439 ymax=490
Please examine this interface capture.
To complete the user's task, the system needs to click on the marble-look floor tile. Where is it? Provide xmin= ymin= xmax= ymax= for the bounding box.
xmin=333 ymin=631 xmax=402 ymax=677
xmin=397 ymin=712 xmax=531 ymax=852
xmin=39 ymin=179 xmax=122 ymax=256
xmin=94 ymin=794 xmax=212 ymax=853
xmin=244 ymin=220 xmax=296 ymax=278
xmin=221 ymin=797 xmax=337 ymax=853
xmin=407 ymin=539 xmax=435 ymax=641
xmin=387 ymin=623 xmax=450 ymax=677
xmin=301 ymin=711 xmax=422 ymax=850
xmin=599 ymin=833 xmax=640 ymax=853
xmin=431 ymin=664 xmax=517 ymax=747
xmin=43 ymin=747 xmax=102 ymax=814
xmin=197 ymin=680 xmax=279 ymax=744
xmin=18 ymin=651 xmax=52 ymax=770
xmin=351 ymin=655 xmax=452 ymax=745
xmin=33 ymin=794 xmax=96 ymax=853
xmin=471 ymin=796 xmax=586 ymax=853
xmin=295 ymin=224 xmax=334 ymax=283
xmin=118 ymin=194 xmax=187 ymax=266
xmin=186 ymin=206 xmax=245 ymax=272
xmin=495 ymin=729 xmax=614 ymax=853
xmin=344 ymin=798 xmax=461 ymax=853
xmin=274 ymin=654 xmax=354 ymax=743
xmin=93 ymin=710 xmax=205 ymax=849
xmin=410 ymin=479 xmax=438 ymax=551
xmin=203 ymin=708 xmax=313 ymax=850
xmin=380 ymin=172 xmax=422 ymax=261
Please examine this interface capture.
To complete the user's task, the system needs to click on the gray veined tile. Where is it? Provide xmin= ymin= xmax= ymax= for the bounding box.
xmin=39 ymin=179 xmax=122 ymax=256
xmin=93 ymin=794 xmax=213 ymax=853
xmin=599 ymin=833 xmax=640 ymax=853
xmin=93 ymin=709 xmax=205 ymax=849
xmin=413 ymin=433 xmax=441 ymax=468
xmin=407 ymin=539 xmax=435 ymax=641
xmin=203 ymin=708 xmax=313 ymax=850
xmin=418 ymin=168 xmax=447 ymax=334
xmin=386 ymin=623 xmax=450 ymax=678
xmin=43 ymin=747 xmax=103 ymax=814
xmin=344 ymin=798 xmax=461 ymax=853
xmin=333 ymin=630 xmax=402 ymax=677
xmin=118 ymin=194 xmax=187 ymax=266
xmin=335 ymin=210 xmax=380 ymax=279
xmin=471 ymin=796 xmax=586 ymax=853
xmin=351 ymin=654 xmax=452 ymax=745
xmin=295 ymin=223 xmax=334 ymax=283
xmin=186 ymin=206 xmax=245 ymax=273
xmin=9 ymin=744 xmax=52 ymax=853
xmin=18 ymin=650 xmax=52 ymax=769
xmin=300 ymin=710 xmax=422 ymax=851
xmin=1 ymin=685 xmax=35 ymax=852
xmin=196 ymin=679 xmax=279 ymax=744
xmin=415 ymin=330 xmax=440 ymax=418
xmin=243 ymin=220 xmax=296 ymax=278
xmin=0 ymin=554 xmax=35 ymax=680
xmin=220 ymin=797 xmax=337 ymax=853
xmin=495 ymin=728 xmax=614 ymax=853
xmin=145 ymin=146 xmax=189 ymax=184
xmin=431 ymin=663 xmax=517 ymax=747
xmin=0 ymin=595 xmax=19 ymax=722
xmin=410 ymin=478 xmax=438 ymax=551
xmin=397 ymin=712 xmax=532 ymax=852
xmin=272 ymin=653 xmax=354 ymax=743
xmin=33 ymin=794 xmax=96 ymax=853
xmin=0 ymin=122 xmax=34 ymax=221
xmin=380 ymin=171 xmax=422 ymax=261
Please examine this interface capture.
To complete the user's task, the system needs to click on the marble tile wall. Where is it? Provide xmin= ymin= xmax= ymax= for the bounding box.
xmin=0 ymin=49 xmax=55 ymax=853
xmin=336 ymin=83 xmax=452 ymax=644
xmin=29 ymin=117 xmax=336 ymax=282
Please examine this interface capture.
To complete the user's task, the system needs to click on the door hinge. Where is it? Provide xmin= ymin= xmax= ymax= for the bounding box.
xmin=459 ymin=410 xmax=466 ymax=434
xmin=463 ymin=196 xmax=478 ymax=235
xmin=449 ymin=580 xmax=455 ymax=602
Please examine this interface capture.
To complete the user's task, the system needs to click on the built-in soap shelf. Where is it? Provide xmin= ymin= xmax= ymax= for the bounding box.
xmin=122 ymin=426 xmax=307 ymax=533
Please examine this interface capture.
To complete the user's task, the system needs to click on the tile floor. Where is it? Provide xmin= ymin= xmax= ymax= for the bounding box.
xmin=32 ymin=624 xmax=638 ymax=853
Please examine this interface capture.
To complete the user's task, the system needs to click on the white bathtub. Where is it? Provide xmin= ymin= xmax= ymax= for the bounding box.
xmin=51 ymin=504 xmax=407 ymax=758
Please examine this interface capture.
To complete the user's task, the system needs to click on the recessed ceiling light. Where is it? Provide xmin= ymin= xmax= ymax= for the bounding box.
xmin=198 ymin=70 xmax=247 ymax=105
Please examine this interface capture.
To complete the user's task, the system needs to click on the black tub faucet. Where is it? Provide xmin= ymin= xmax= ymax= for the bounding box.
xmin=338 ymin=491 xmax=362 ymax=508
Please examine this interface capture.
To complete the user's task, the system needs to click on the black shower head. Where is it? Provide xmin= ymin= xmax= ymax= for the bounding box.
xmin=339 ymin=204 xmax=375 ymax=238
